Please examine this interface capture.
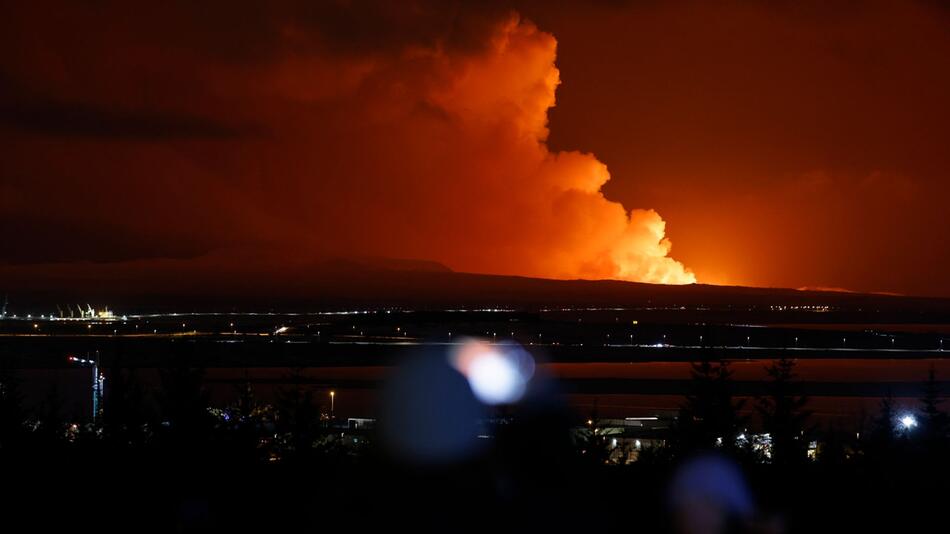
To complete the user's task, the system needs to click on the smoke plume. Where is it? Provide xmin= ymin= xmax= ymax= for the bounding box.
xmin=0 ymin=4 xmax=694 ymax=285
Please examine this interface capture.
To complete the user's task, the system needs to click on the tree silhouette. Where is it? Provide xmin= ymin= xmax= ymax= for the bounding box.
xmin=917 ymin=365 xmax=948 ymax=456
xmin=223 ymin=377 xmax=272 ymax=462
xmin=34 ymin=382 xmax=66 ymax=448
xmin=102 ymin=366 xmax=152 ymax=449
xmin=157 ymin=364 xmax=213 ymax=452
xmin=275 ymin=368 xmax=319 ymax=461
xmin=573 ymin=404 xmax=617 ymax=465
xmin=865 ymin=392 xmax=900 ymax=463
xmin=756 ymin=358 xmax=811 ymax=466
xmin=816 ymin=423 xmax=848 ymax=467
xmin=0 ymin=365 xmax=25 ymax=451
xmin=673 ymin=359 xmax=747 ymax=454
xmin=234 ymin=376 xmax=258 ymax=422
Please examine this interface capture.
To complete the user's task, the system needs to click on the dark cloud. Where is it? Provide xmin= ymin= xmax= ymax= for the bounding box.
xmin=0 ymin=93 xmax=257 ymax=139
xmin=0 ymin=216 xmax=214 ymax=264
xmin=281 ymin=1 xmax=515 ymax=55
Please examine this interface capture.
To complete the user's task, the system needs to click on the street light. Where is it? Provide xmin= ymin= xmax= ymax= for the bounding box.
xmin=330 ymin=390 xmax=336 ymax=419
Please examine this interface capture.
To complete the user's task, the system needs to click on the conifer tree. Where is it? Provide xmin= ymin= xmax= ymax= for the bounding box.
xmin=756 ymin=358 xmax=811 ymax=465
xmin=918 ymin=366 xmax=948 ymax=454
xmin=0 ymin=365 xmax=25 ymax=451
xmin=673 ymin=359 xmax=747 ymax=454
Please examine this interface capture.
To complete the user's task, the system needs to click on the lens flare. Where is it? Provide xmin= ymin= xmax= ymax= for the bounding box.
xmin=450 ymin=338 xmax=535 ymax=405
xmin=899 ymin=414 xmax=917 ymax=430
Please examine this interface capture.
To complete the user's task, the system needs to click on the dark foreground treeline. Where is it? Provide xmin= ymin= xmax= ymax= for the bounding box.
xmin=0 ymin=356 xmax=948 ymax=533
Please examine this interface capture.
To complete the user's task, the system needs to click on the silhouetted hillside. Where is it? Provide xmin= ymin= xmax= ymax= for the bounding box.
xmin=4 ymin=256 xmax=950 ymax=315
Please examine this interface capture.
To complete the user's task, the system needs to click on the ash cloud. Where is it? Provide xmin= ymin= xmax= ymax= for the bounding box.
xmin=0 ymin=1 xmax=694 ymax=285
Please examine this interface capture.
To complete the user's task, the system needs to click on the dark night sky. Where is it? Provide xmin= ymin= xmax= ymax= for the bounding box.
xmin=2 ymin=1 xmax=949 ymax=296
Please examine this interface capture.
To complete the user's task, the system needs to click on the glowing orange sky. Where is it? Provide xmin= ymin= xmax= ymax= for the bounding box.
xmin=528 ymin=0 xmax=950 ymax=295
xmin=1 ymin=1 xmax=949 ymax=296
